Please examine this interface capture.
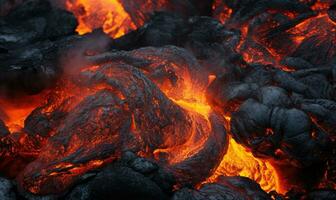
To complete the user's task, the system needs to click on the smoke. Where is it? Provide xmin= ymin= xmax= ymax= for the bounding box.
xmin=59 ymin=30 xmax=113 ymax=76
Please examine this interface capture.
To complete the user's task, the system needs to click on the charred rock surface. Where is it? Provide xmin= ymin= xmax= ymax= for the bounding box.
xmin=65 ymin=151 xmax=174 ymax=200
xmin=207 ymin=62 xmax=336 ymax=190
xmin=301 ymin=190 xmax=336 ymax=200
xmin=111 ymin=11 xmax=247 ymax=83
xmin=0 ymin=0 xmax=114 ymax=96
xmin=0 ymin=0 xmax=76 ymax=95
xmin=0 ymin=177 xmax=15 ymax=200
xmin=231 ymin=97 xmax=330 ymax=164
xmin=172 ymin=176 xmax=271 ymax=200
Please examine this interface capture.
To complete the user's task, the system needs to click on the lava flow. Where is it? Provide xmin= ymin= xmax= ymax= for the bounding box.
xmin=159 ymin=75 xmax=281 ymax=193
xmin=2 ymin=0 xmax=336 ymax=198
xmin=65 ymin=0 xmax=168 ymax=38
xmin=0 ymin=46 xmax=281 ymax=195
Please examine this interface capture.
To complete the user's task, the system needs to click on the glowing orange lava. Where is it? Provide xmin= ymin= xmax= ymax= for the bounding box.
xmin=289 ymin=13 xmax=336 ymax=46
xmin=212 ymin=0 xmax=232 ymax=24
xmin=0 ymin=93 xmax=48 ymax=133
xmin=311 ymin=0 xmax=331 ymax=11
xmin=65 ymin=0 xmax=168 ymax=39
xmin=66 ymin=0 xmax=137 ymax=38
xmin=162 ymin=77 xmax=281 ymax=193
xmin=153 ymin=77 xmax=213 ymax=165
xmin=207 ymin=137 xmax=281 ymax=193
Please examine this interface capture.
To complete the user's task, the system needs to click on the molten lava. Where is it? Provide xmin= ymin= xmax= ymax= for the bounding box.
xmin=159 ymin=76 xmax=281 ymax=193
xmin=0 ymin=0 xmax=335 ymax=198
xmin=207 ymin=137 xmax=281 ymax=193
xmin=289 ymin=13 xmax=336 ymax=48
xmin=214 ymin=0 xmax=335 ymax=67
xmin=65 ymin=0 xmax=168 ymax=38
xmin=66 ymin=0 xmax=137 ymax=38
xmin=0 ymin=93 xmax=47 ymax=133
xmin=0 ymin=45 xmax=281 ymax=195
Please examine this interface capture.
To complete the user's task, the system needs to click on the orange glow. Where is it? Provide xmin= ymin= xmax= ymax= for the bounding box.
xmin=230 ymin=5 xmax=335 ymax=68
xmin=1 ymin=64 xmax=284 ymax=195
xmin=0 ymin=50 xmax=287 ymax=196
xmin=65 ymin=0 xmax=168 ymax=38
xmin=161 ymin=74 xmax=281 ymax=193
xmin=66 ymin=0 xmax=137 ymax=38
xmin=289 ymin=13 xmax=336 ymax=46
xmin=153 ymin=78 xmax=212 ymax=164
xmin=311 ymin=0 xmax=331 ymax=11
xmin=212 ymin=0 xmax=232 ymax=24
xmin=166 ymin=75 xmax=216 ymax=119
xmin=0 ymin=93 xmax=48 ymax=133
xmin=204 ymin=116 xmax=281 ymax=193
xmin=279 ymin=65 xmax=296 ymax=72
xmin=207 ymin=137 xmax=281 ymax=193
xmin=167 ymin=81 xmax=211 ymax=119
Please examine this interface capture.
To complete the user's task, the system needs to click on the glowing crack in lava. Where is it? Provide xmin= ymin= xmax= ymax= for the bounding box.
xmin=213 ymin=0 xmax=336 ymax=67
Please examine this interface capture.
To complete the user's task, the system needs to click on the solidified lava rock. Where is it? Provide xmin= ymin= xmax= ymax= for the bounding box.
xmin=231 ymin=98 xmax=331 ymax=166
xmin=172 ymin=176 xmax=271 ymax=200
xmin=0 ymin=0 xmax=78 ymax=95
xmin=206 ymin=62 xmax=336 ymax=190
xmin=65 ymin=151 xmax=174 ymax=200
xmin=0 ymin=177 xmax=16 ymax=200
xmin=301 ymin=190 xmax=336 ymax=200
xmin=113 ymin=12 xmax=243 ymax=69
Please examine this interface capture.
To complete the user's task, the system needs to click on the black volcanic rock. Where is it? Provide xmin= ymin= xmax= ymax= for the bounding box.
xmin=0 ymin=119 xmax=9 ymax=137
xmin=172 ymin=176 xmax=271 ymax=200
xmin=87 ymin=165 xmax=169 ymax=200
xmin=0 ymin=0 xmax=80 ymax=95
xmin=0 ymin=177 xmax=15 ymax=200
xmin=1 ymin=0 xmax=77 ymax=49
xmin=66 ymin=152 xmax=174 ymax=200
xmin=230 ymin=98 xmax=331 ymax=167
xmin=301 ymin=190 xmax=336 ymax=200
xmin=328 ymin=4 xmax=336 ymax=23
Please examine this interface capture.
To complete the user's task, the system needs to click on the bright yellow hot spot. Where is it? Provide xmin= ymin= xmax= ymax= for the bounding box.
xmin=172 ymin=99 xmax=211 ymax=119
xmin=207 ymin=137 xmax=281 ymax=193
